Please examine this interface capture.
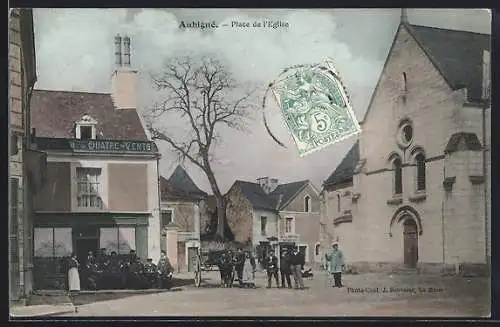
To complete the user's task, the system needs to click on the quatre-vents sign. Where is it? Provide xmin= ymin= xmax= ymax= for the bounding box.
xmin=35 ymin=137 xmax=156 ymax=153
xmin=69 ymin=140 xmax=154 ymax=152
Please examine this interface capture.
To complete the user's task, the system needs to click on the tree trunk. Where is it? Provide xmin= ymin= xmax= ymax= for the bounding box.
xmin=215 ymin=196 xmax=227 ymax=238
xmin=202 ymin=157 xmax=226 ymax=239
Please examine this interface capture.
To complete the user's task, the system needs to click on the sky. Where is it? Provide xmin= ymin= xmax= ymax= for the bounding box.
xmin=32 ymin=8 xmax=491 ymax=194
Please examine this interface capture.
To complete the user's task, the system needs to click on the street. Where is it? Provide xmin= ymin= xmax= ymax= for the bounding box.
xmin=58 ymin=271 xmax=490 ymax=317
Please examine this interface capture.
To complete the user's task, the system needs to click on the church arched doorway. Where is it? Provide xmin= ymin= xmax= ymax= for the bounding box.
xmin=403 ymin=218 xmax=418 ymax=268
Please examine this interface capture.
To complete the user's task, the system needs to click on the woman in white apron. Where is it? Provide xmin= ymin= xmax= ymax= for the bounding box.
xmin=68 ymin=253 xmax=81 ymax=293
xmin=241 ymin=252 xmax=256 ymax=288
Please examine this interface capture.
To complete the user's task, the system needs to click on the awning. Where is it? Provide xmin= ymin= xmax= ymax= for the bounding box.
xmin=25 ymin=149 xmax=47 ymax=193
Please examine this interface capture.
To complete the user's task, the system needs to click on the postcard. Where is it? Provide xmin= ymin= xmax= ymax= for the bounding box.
xmin=9 ymin=8 xmax=491 ymax=318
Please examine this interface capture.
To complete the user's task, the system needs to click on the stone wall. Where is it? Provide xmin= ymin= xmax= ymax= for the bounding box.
xmin=9 ymin=9 xmax=25 ymax=302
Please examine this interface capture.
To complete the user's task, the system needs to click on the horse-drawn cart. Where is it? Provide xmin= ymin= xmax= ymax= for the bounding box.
xmin=193 ymin=249 xmax=235 ymax=288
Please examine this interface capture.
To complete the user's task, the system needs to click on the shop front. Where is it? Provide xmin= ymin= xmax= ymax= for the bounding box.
xmin=33 ymin=213 xmax=150 ymax=290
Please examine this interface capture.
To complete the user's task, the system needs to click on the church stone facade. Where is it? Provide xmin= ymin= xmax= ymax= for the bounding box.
xmin=320 ymin=21 xmax=491 ymax=276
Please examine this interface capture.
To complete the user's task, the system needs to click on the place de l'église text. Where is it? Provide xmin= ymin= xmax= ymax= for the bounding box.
xmin=178 ymin=20 xmax=289 ymax=30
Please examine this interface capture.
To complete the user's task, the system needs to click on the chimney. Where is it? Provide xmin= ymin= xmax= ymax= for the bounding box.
xmin=400 ymin=8 xmax=408 ymax=25
xmin=482 ymin=50 xmax=490 ymax=100
xmin=257 ymin=177 xmax=279 ymax=194
xmin=111 ymin=34 xmax=138 ymax=110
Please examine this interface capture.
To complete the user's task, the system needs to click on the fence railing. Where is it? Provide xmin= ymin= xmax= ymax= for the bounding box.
xmin=33 ymin=257 xmax=68 ymax=290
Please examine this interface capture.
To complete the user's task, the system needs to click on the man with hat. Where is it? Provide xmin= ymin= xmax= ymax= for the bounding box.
xmin=325 ymin=241 xmax=345 ymax=287
xmin=265 ymin=249 xmax=279 ymax=288
xmin=279 ymin=249 xmax=292 ymax=288
xmin=290 ymin=247 xmax=305 ymax=290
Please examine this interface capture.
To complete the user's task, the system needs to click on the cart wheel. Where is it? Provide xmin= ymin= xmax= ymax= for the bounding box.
xmin=194 ymin=261 xmax=201 ymax=288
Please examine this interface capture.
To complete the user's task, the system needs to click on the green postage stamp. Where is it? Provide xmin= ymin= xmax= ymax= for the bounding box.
xmin=270 ymin=59 xmax=360 ymax=156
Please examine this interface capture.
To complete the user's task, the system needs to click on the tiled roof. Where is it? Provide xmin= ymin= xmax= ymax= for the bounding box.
xmin=30 ymin=89 xmax=148 ymax=141
xmin=444 ymin=132 xmax=483 ymax=154
xmin=406 ymin=24 xmax=490 ymax=102
xmin=323 ymin=141 xmax=359 ymax=187
xmin=231 ymin=180 xmax=309 ymax=212
xmin=160 ymin=165 xmax=207 ymax=201
xmin=272 ymin=180 xmax=309 ymax=210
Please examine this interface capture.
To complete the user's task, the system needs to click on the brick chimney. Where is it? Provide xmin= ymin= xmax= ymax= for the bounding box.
xmin=257 ymin=177 xmax=279 ymax=194
xmin=482 ymin=50 xmax=490 ymax=101
xmin=111 ymin=34 xmax=138 ymax=110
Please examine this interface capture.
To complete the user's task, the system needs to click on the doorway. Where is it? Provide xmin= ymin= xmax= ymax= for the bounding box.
xmin=73 ymin=225 xmax=99 ymax=265
xmin=403 ymin=218 xmax=418 ymax=268
xmin=75 ymin=238 xmax=99 ymax=265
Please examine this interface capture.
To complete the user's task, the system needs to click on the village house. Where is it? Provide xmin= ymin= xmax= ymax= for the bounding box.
xmin=226 ymin=177 xmax=321 ymax=268
xmin=9 ymin=8 xmax=48 ymax=303
xmin=320 ymin=13 xmax=491 ymax=276
xmin=159 ymin=165 xmax=207 ymax=272
xmin=30 ymin=35 xmax=162 ymax=289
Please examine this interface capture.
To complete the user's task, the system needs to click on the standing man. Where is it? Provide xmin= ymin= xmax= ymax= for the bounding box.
xmin=279 ymin=249 xmax=292 ymax=288
xmin=157 ymin=250 xmax=173 ymax=289
xmin=266 ymin=250 xmax=279 ymax=288
xmin=325 ymin=242 xmax=345 ymax=288
xmin=218 ymin=251 xmax=230 ymax=288
xmin=290 ymin=247 xmax=305 ymax=290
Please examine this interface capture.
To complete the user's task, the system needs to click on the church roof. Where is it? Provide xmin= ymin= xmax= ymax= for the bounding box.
xmin=406 ymin=24 xmax=490 ymax=102
xmin=160 ymin=165 xmax=207 ymax=201
xmin=230 ymin=180 xmax=309 ymax=212
xmin=444 ymin=132 xmax=483 ymax=154
xmin=323 ymin=141 xmax=359 ymax=188
xmin=361 ymin=23 xmax=490 ymax=125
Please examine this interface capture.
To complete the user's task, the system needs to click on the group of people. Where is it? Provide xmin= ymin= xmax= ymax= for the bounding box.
xmin=218 ymin=249 xmax=257 ymax=288
xmin=65 ymin=241 xmax=346 ymax=293
xmin=66 ymin=248 xmax=175 ymax=292
xmin=215 ymin=247 xmax=308 ymax=290
xmin=265 ymin=248 xmax=306 ymax=289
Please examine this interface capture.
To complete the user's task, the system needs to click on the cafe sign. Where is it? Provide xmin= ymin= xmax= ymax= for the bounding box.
xmin=70 ymin=140 xmax=154 ymax=152
xmin=36 ymin=137 xmax=157 ymax=154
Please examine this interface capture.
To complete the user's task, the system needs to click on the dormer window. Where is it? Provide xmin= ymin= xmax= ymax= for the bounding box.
xmin=80 ymin=126 xmax=93 ymax=140
xmin=75 ymin=114 xmax=98 ymax=140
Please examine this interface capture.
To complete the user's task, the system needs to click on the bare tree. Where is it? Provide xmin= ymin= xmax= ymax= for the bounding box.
xmin=146 ymin=54 xmax=255 ymax=239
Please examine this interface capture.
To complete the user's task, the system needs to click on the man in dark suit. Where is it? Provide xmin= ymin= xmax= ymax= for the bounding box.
xmin=266 ymin=250 xmax=279 ymax=288
xmin=280 ymin=249 xmax=292 ymax=288
xmin=290 ymin=247 xmax=305 ymax=290
xmin=218 ymin=251 xmax=232 ymax=288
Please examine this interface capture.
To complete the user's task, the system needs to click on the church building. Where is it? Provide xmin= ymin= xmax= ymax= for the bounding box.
xmin=320 ymin=14 xmax=490 ymax=276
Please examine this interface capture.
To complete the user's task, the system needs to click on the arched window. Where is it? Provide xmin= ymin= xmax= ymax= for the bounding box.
xmin=337 ymin=194 xmax=341 ymax=212
xmin=304 ymin=195 xmax=311 ymax=212
xmin=393 ymin=158 xmax=403 ymax=195
xmin=415 ymin=153 xmax=426 ymax=191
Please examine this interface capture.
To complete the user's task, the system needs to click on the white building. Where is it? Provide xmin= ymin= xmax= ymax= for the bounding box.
xmin=320 ymin=17 xmax=490 ymax=276
xmin=30 ymin=35 xmax=162 ymax=289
